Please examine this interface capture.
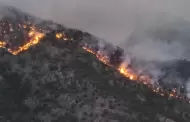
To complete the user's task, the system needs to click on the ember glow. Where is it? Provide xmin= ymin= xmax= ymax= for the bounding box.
xmin=9 ymin=32 xmax=45 ymax=55
xmin=82 ymin=45 xmax=190 ymax=104
xmin=118 ymin=62 xmax=137 ymax=80
xmin=56 ymin=33 xmax=63 ymax=39
xmin=56 ymin=32 xmax=71 ymax=40
xmin=0 ymin=27 xmax=45 ymax=55
xmin=0 ymin=23 xmax=189 ymax=104
xmin=0 ymin=23 xmax=70 ymax=55
xmin=0 ymin=41 xmax=6 ymax=48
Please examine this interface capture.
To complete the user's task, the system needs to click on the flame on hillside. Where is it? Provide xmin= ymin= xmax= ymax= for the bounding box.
xmin=0 ymin=24 xmax=69 ymax=55
xmin=0 ymin=23 xmax=189 ymax=104
xmin=0 ymin=26 xmax=45 ymax=55
xmin=56 ymin=32 xmax=70 ymax=40
xmin=82 ymin=46 xmax=190 ymax=104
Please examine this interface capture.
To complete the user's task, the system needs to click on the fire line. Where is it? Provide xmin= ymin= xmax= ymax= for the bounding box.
xmin=0 ymin=24 xmax=189 ymax=104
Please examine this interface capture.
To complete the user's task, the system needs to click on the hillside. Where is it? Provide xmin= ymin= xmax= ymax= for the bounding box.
xmin=0 ymin=6 xmax=190 ymax=122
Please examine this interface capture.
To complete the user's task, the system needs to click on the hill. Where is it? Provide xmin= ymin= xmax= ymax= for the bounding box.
xmin=0 ymin=6 xmax=190 ymax=122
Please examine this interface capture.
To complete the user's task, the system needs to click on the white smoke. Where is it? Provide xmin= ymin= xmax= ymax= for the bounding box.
xmin=186 ymin=79 xmax=190 ymax=98
xmin=1 ymin=0 xmax=190 ymax=97
xmin=0 ymin=0 xmax=189 ymax=44
xmin=1 ymin=0 xmax=190 ymax=62
xmin=121 ymin=17 xmax=190 ymax=62
xmin=121 ymin=16 xmax=190 ymax=89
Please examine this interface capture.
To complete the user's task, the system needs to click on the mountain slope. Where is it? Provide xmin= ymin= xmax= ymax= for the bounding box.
xmin=0 ymin=6 xmax=190 ymax=122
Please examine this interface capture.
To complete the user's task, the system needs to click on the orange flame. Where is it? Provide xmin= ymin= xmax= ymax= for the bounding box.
xmin=56 ymin=32 xmax=70 ymax=40
xmin=118 ymin=62 xmax=137 ymax=80
xmin=0 ymin=41 xmax=6 ymax=48
xmin=56 ymin=33 xmax=63 ymax=39
xmin=0 ymin=29 xmax=45 ymax=55
xmin=0 ymin=25 xmax=69 ymax=55
xmin=9 ymin=32 xmax=45 ymax=55
xmin=0 ymin=23 xmax=189 ymax=104
xmin=82 ymin=46 xmax=190 ymax=104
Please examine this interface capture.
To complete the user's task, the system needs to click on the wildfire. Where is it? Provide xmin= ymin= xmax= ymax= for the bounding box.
xmin=82 ymin=46 xmax=96 ymax=55
xmin=96 ymin=52 xmax=110 ymax=65
xmin=9 ymin=32 xmax=45 ymax=55
xmin=82 ymin=46 xmax=190 ymax=104
xmin=56 ymin=32 xmax=70 ymax=40
xmin=0 ymin=24 xmax=70 ymax=55
xmin=56 ymin=33 xmax=63 ymax=39
xmin=118 ymin=62 xmax=137 ymax=80
xmin=28 ymin=30 xmax=35 ymax=37
xmin=0 ymin=41 xmax=6 ymax=48
xmin=0 ymin=22 xmax=189 ymax=104
xmin=0 ymin=29 xmax=45 ymax=55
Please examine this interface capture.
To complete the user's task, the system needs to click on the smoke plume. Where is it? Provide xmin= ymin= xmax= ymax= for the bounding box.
xmin=1 ymin=0 xmax=190 ymax=96
xmin=2 ymin=0 xmax=190 ymax=61
xmin=0 ymin=0 xmax=189 ymax=43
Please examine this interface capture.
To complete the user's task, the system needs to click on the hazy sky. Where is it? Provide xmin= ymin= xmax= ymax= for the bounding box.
xmin=2 ymin=0 xmax=190 ymax=94
xmin=2 ymin=0 xmax=190 ymax=44
xmin=1 ymin=0 xmax=190 ymax=63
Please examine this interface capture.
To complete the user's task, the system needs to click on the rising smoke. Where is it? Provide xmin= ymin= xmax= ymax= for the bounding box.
xmin=2 ymin=0 xmax=190 ymax=60
xmin=1 ymin=0 xmax=190 ymax=95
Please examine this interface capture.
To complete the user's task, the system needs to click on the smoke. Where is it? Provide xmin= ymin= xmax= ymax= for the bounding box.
xmin=186 ymin=79 xmax=190 ymax=98
xmin=1 ymin=0 xmax=190 ymax=96
xmin=0 ymin=0 xmax=189 ymax=43
xmin=2 ymin=0 xmax=190 ymax=61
